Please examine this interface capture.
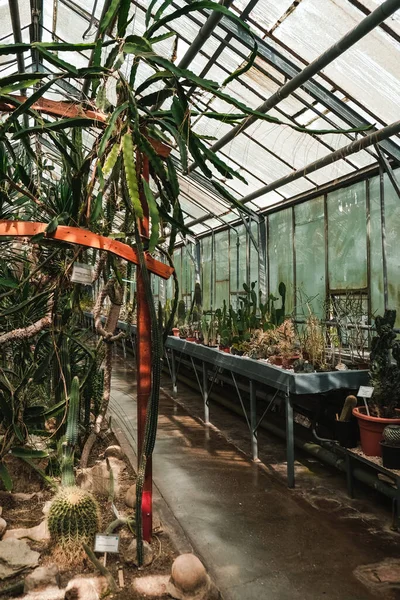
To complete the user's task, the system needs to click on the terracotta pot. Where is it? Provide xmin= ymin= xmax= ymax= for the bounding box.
xmin=172 ymin=328 xmax=179 ymax=337
xmin=219 ymin=345 xmax=231 ymax=353
xmin=352 ymin=406 xmax=400 ymax=457
xmin=271 ymin=356 xmax=283 ymax=366
xmin=186 ymin=337 xmax=196 ymax=342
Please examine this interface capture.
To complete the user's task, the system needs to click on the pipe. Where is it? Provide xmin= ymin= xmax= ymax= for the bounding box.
xmin=201 ymin=0 xmax=400 ymax=158
xmin=238 ymin=118 xmax=400 ymax=205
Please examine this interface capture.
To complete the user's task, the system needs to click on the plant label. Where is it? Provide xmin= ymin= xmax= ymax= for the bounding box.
xmin=94 ymin=534 xmax=120 ymax=554
xmin=71 ymin=262 xmax=94 ymax=285
xmin=357 ymin=386 xmax=374 ymax=398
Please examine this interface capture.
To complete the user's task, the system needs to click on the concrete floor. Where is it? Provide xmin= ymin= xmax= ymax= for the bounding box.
xmin=110 ymin=355 xmax=400 ymax=600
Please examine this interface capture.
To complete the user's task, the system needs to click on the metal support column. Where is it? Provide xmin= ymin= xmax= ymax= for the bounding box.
xmin=171 ymin=349 xmax=177 ymax=394
xmin=249 ymin=379 xmax=258 ymax=462
xmin=202 ymin=361 xmax=210 ymax=424
xmin=285 ymin=391 xmax=295 ymax=488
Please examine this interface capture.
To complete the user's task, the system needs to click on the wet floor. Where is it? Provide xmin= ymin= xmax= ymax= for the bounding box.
xmin=110 ymin=356 xmax=400 ymax=600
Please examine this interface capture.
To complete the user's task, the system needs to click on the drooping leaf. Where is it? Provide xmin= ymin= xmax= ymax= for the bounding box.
xmin=0 ymin=278 xmax=18 ymax=289
xmin=0 ymin=78 xmax=45 ymax=95
xmin=210 ymin=179 xmax=253 ymax=216
xmin=137 ymin=88 xmax=174 ymax=107
xmin=34 ymin=46 xmax=78 ymax=74
xmin=122 ymin=132 xmax=143 ymax=218
xmin=223 ymin=41 xmax=258 ymax=87
xmin=0 ymin=72 xmax=47 ymax=90
xmin=13 ymin=117 xmax=102 ymax=139
xmin=3 ymin=78 xmax=59 ymax=129
xmin=118 ymin=0 xmax=131 ymax=37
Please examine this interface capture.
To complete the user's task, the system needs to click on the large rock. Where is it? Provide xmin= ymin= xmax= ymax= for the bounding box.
xmin=124 ymin=484 xmax=136 ymax=509
xmin=167 ymin=554 xmax=219 ymax=600
xmin=24 ymin=564 xmax=60 ymax=592
xmin=123 ymin=539 xmax=153 ymax=567
xmin=3 ymin=519 xmax=50 ymax=542
xmin=64 ymin=575 xmax=108 ymax=600
xmin=104 ymin=445 xmax=124 ymax=460
xmin=0 ymin=538 xmax=40 ymax=580
xmin=76 ymin=458 xmax=125 ymax=497
xmin=0 ymin=517 xmax=6 ymax=537
xmin=21 ymin=587 xmax=64 ymax=600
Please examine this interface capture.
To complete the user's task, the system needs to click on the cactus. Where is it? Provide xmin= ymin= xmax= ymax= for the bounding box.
xmin=339 ymin=395 xmax=357 ymax=422
xmin=61 ymin=376 xmax=80 ymax=487
xmin=48 ymin=486 xmax=100 ymax=563
xmin=382 ymin=424 xmax=400 ymax=447
xmin=177 ymin=299 xmax=186 ymax=325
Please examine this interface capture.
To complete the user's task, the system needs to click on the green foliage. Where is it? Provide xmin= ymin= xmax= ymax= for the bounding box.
xmin=48 ymin=486 xmax=100 ymax=562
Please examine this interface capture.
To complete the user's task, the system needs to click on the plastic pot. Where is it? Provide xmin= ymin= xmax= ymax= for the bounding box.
xmin=353 ymin=406 xmax=400 ymax=457
xmin=380 ymin=442 xmax=400 ymax=469
xmin=334 ymin=419 xmax=359 ymax=449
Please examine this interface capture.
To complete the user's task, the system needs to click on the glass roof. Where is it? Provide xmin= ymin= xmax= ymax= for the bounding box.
xmin=1 ymin=0 xmax=400 ymax=233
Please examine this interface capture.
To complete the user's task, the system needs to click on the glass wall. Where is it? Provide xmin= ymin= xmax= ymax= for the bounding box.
xmin=170 ymin=168 xmax=400 ymax=324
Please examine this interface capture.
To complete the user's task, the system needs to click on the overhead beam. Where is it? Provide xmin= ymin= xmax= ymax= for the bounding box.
xmin=0 ymin=221 xmax=173 ymax=279
xmin=239 ymin=119 xmax=400 ymax=205
xmin=197 ymin=0 xmax=400 ymax=163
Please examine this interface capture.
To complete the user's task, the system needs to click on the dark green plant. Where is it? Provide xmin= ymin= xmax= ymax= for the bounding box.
xmin=369 ymin=309 xmax=400 ymax=418
xmin=60 ymin=376 xmax=80 ymax=487
xmin=177 ymin=299 xmax=186 ymax=325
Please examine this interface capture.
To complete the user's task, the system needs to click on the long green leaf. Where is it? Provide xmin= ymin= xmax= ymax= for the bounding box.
xmin=35 ymin=47 xmax=78 ymax=74
xmin=0 ymin=78 xmax=45 ymax=94
xmin=32 ymin=41 xmax=116 ymax=51
xmin=0 ymin=463 xmax=12 ymax=491
xmin=145 ymin=0 xmax=161 ymax=26
xmin=142 ymin=178 xmax=160 ymax=252
xmin=13 ymin=117 xmax=102 ymax=139
xmin=223 ymin=41 xmax=258 ymax=87
xmin=137 ymin=88 xmax=174 ymax=107
xmin=0 ymin=72 xmax=47 ymax=90
xmin=11 ymin=447 xmax=49 ymax=459
xmin=135 ymin=71 xmax=173 ymax=96
xmin=4 ymin=78 xmax=59 ymax=127
xmin=98 ymin=102 xmax=128 ymax=157
xmin=0 ymin=278 xmax=18 ymax=289
xmin=118 ymin=0 xmax=131 ymax=37
xmin=0 ymin=289 xmax=50 ymax=317
xmin=99 ymin=0 xmax=121 ymax=35
xmin=210 ymin=179 xmax=253 ymax=216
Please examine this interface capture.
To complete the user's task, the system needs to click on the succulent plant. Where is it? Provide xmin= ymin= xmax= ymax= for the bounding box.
xmin=339 ymin=395 xmax=357 ymax=422
xmin=48 ymin=487 xmax=100 ymax=563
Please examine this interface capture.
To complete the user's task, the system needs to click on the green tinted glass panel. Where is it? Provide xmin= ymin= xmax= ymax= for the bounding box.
xmin=202 ymin=236 xmax=212 ymax=311
xmin=249 ymin=221 xmax=259 ymax=298
xmin=295 ymin=196 xmax=325 ymax=318
xmin=327 ymin=182 xmax=367 ymax=290
xmin=369 ymin=176 xmax=384 ymax=319
xmin=230 ymin=224 xmax=247 ymax=293
xmin=214 ymin=230 xmax=229 ymax=308
xmin=269 ymin=208 xmax=294 ymax=314
xmin=383 ymin=170 xmax=400 ymax=327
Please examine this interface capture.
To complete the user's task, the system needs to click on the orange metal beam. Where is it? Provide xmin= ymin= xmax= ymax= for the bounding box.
xmin=0 ymin=96 xmax=172 ymax=158
xmin=0 ymin=221 xmax=173 ymax=280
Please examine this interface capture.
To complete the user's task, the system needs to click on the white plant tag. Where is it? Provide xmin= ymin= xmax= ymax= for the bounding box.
xmin=71 ymin=262 xmax=94 ymax=285
xmin=357 ymin=386 xmax=374 ymax=398
xmin=94 ymin=534 xmax=120 ymax=554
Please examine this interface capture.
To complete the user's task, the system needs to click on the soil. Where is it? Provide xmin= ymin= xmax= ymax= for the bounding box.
xmin=0 ymin=432 xmax=178 ymax=599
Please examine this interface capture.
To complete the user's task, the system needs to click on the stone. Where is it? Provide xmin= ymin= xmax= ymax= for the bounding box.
xmin=12 ymin=493 xmax=36 ymax=501
xmin=3 ymin=519 xmax=50 ymax=542
xmin=167 ymin=554 xmax=220 ymax=600
xmin=21 ymin=586 xmax=65 ymax=600
xmin=124 ymin=484 xmax=136 ymax=509
xmin=64 ymin=575 xmax=108 ymax=600
xmin=0 ymin=538 xmax=40 ymax=580
xmin=104 ymin=445 xmax=124 ymax=460
xmin=0 ymin=517 xmax=6 ymax=536
xmin=132 ymin=574 xmax=170 ymax=596
xmin=43 ymin=500 xmax=52 ymax=516
xmin=24 ymin=564 xmax=60 ymax=592
xmin=123 ymin=539 xmax=153 ymax=567
xmin=76 ymin=457 xmax=125 ymax=498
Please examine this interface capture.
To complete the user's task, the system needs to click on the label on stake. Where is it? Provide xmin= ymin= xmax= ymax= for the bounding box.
xmin=357 ymin=386 xmax=374 ymax=398
xmin=94 ymin=534 xmax=120 ymax=554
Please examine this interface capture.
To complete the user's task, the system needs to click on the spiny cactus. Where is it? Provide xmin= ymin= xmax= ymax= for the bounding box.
xmin=61 ymin=376 xmax=80 ymax=487
xmin=48 ymin=487 xmax=100 ymax=563
xmin=339 ymin=395 xmax=357 ymax=422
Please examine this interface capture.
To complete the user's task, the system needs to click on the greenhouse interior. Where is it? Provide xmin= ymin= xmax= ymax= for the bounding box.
xmin=2 ymin=0 xmax=400 ymax=598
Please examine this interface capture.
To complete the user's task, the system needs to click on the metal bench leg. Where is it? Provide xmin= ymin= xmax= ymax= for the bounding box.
xmin=345 ymin=453 xmax=354 ymax=499
xmin=202 ymin=361 xmax=210 ymax=424
xmin=285 ymin=392 xmax=295 ymax=488
xmin=250 ymin=380 xmax=258 ymax=462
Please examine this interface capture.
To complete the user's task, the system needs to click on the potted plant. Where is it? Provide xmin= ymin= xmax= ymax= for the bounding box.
xmin=380 ymin=425 xmax=400 ymax=469
xmin=353 ymin=310 xmax=400 ymax=456
xmin=334 ymin=395 xmax=358 ymax=449
xmin=178 ymin=325 xmax=188 ymax=339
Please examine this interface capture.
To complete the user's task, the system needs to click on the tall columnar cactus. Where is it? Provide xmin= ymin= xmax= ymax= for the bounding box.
xmin=48 ymin=486 xmax=100 ymax=563
xmin=60 ymin=376 xmax=80 ymax=487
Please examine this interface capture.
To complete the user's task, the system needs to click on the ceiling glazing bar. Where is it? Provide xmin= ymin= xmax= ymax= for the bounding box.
xmin=374 ymin=144 xmax=400 ymax=201
xmin=240 ymin=119 xmax=400 ymax=205
xmin=8 ymin=0 xmax=29 ymax=128
xmin=200 ymin=0 xmax=400 ymax=163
